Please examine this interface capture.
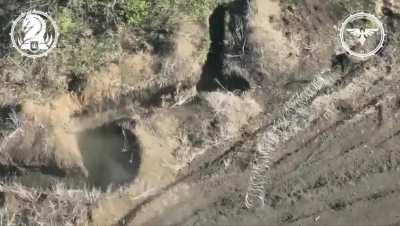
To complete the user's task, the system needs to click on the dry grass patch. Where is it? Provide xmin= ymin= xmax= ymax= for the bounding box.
xmin=0 ymin=182 xmax=101 ymax=226
xmin=81 ymin=64 xmax=122 ymax=107
xmin=204 ymin=91 xmax=262 ymax=138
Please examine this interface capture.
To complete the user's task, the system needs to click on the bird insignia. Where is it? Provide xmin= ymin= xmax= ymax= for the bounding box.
xmin=346 ymin=27 xmax=379 ymax=46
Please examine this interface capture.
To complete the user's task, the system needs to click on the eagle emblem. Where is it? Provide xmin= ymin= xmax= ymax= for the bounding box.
xmin=346 ymin=27 xmax=379 ymax=46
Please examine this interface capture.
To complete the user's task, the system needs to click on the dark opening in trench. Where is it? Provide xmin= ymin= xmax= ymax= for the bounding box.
xmin=197 ymin=5 xmax=226 ymax=92
xmin=78 ymin=120 xmax=141 ymax=190
xmin=67 ymin=73 xmax=87 ymax=95
xmin=197 ymin=4 xmax=250 ymax=92
xmin=0 ymin=104 xmax=22 ymax=126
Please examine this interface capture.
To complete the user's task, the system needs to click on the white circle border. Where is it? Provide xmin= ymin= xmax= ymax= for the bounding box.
xmin=339 ymin=12 xmax=385 ymax=59
xmin=10 ymin=10 xmax=59 ymax=59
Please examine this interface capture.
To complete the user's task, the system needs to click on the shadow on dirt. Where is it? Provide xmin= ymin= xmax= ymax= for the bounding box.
xmin=0 ymin=104 xmax=21 ymax=127
xmin=197 ymin=5 xmax=250 ymax=92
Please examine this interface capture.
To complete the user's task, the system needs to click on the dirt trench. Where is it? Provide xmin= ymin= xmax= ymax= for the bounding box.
xmin=1 ymin=0 xmax=400 ymax=225
xmin=0 ymin=3 xmax=220 ymax=224
xmin=106 ymin=0 xmax=400 ymax=225
xmin=0 ymin=97 xmax=141 ymax=190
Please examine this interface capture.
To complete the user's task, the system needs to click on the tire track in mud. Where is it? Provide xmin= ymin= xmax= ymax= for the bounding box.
xmin=276 ymin=97 xmax=397 ymax=174
xmin=115 ymin=160 xmax=249 ymax=225
xmin=272 ymin=137 xmax=400 ymax=200
xmin=287 ymin=103 xmax=381 ymax=173
xmin=160 ymin=2 xmax=400 ymax=224
xmin=270 ymin=68 xmax=396 ymax=177
xmin=167 ymin=140 xmax=400 ymax=226
xmin=270 ymin=101 xmax=400 ymax=193
xmin=115 ymin=98 xmax=372 ymax=224
xmin=185 ymin=70 xmax=350 ymax=178
xmin=169 ymin=78 xmax=399 ymax=224
xmin=118 ymin=68 xmax=399 ymax=224
xmin=107 ymin=7 xmax=400 ymax=223
xmin=285 ymin=177 xmax=400 ymax=225
xmin=271 ymin=95 xmax=382 ymax=175
xmin=118 ymin=74 xmax=398 ymax=224
xmin=182 ymin=139 xmax=400 ymax=226
xmin=268 ymin=149 xmax=400 ymax=222
xmin=82 ymin=13 xmax=373 ymax=211
xmin=376 ymin=129 xmax=400 ymax=146
xmin=264 ymin=113 xmax=400 ymax=225
xmin=231 ymin=63 xmax=368 ymax=174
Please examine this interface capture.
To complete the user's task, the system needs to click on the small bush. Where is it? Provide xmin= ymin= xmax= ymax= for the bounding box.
xmin=182 ymin=0 xmax=216 ymax=22
xmin=119 ymin=0 xmax=217 ymax=26
xmin=58 ymin=8 xmax=78 ymax=35
xmin=121 ymin=0 xmax=151 ymax=26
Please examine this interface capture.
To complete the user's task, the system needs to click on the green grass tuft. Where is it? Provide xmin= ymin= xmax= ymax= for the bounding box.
xmin=121 ymin=0 xmax=151 ymax=26
xmin=58 ymin=8 xmax=78 ymax=35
